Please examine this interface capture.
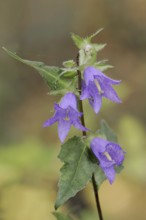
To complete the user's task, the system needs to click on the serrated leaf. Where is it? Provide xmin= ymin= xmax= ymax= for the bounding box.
xmin=53 ymin=212 xmax=73 ymax=220
xmin=55 ymin=136 xmax=96 ymax=209
xmin=3 ymin=47 xmax=68 ymax=91
xmin=71 ymin=33 xmax=83 ymax=48
xmin=100 ymin=120 xmax=118 ymax=143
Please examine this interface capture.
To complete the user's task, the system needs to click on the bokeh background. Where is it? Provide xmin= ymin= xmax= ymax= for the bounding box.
xmin=0 ymin=0 xmax=146 ymax=219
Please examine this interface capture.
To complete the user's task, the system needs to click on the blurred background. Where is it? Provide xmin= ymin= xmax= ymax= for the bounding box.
xmin=0 ymin=0 xmax=146 ymax=219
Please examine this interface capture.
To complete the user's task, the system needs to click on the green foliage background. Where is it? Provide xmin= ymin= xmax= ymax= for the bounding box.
xmin=0 ymin=0 xmax=146 ymax=219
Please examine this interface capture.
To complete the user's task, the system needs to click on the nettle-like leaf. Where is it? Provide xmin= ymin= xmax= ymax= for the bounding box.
xmin=53 ymin=212 xmax=73 ymax=220
xmin=55 ymin=136 xmax=96 ymax=209
xmin=99 ymin=119 xmax=118 ymax=143
xmin=3 ymin=47 xmax=68 ymax=91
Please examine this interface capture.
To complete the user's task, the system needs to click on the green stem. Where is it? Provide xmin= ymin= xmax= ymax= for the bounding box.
xmin=76 ymin=53 xmax=104 ymax=220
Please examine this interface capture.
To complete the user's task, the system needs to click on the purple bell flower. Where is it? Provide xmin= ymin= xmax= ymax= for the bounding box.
xmin=43 ymin=92 xmax=88 ymax=143
xmin=90 ymin=137 xmax=125 ymax=184
xmin=80 ymin=66 xmax=122 ymax=114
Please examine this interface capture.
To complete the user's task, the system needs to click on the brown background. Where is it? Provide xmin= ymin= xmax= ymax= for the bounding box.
xmin=0 ymin=0 xmax=146 ymax=220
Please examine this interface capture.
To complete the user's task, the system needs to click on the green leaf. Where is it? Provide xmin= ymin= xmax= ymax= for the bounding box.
xmin=100 ymin=120 xmax=118 ymax=143
xmin=79 ymin=48 xmax=97 ymax=67
xmin=53 ymin=212 xmax=73 ymax=220
xmin=3 ymin=47 xmax=68 ymax=91
xmin=71 ymin=29 xmax=104 ymax=50
xmin=92 ymin=43 xmax=106 ymax=52
xmin=63 ymin=60 xmax=76 ymax=68
xmin=115 ymin=165 xmax=124 ymax=173
xmin=55 ymin=136 xmax=96 ymax=209
xmin=71 ymin=30 xmax=105 ymax=67
xmin=60 ymin=68 xmax=78 ymax=78
xmin=94 ymin=166 xmax=106 ymax=188
xmin=71 ymin=33 xmax=83 ymax=48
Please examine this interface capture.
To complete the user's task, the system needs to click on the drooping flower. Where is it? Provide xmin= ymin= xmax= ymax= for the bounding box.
xmin=80 ymin=66 xmax=121 ymax=114
xmin=90 ymin=137 xmax=125 ymax=184
xmin=43 ymin=92 xmax=88 ymax=143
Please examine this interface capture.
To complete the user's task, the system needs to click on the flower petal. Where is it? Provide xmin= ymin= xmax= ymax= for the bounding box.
xmin=87 ymin=81 xmax=102 ymax=113
xmin=59 ymin=92 xmax=77 ymax=110
xmin=58 ymin=119 xmax=71 ymax=142
xmin=68 ymin=107 xmax=88 ymax=131
xmin=106 ymin=143 xmax=125 ymax=166
xmin=100 ymin=82 xmax=122 ymax=103
xmin=102 ymin=166 xmax=115 ymax=184
xmin=85 ymin=66 xmax=121 ymax=85
xmin=73 ymin=119 xmax=89 ymax=131
xmin=54 ymin=104 xmax=67 ymax=118
xmin=80 ymin=81 xmax=90 ymax=100
xmin=68 ymin=106 xmax=82 ymax=118
xmin=91 ymin=138 xmax=109 ymax=153
xmin=89 ymin=94 xmax=102 ymax=114
xmin=43 ymin=113 xmax=58 ymax=127
xmin=84 ymin=67 xmax=95 ymax=85
xmin=95 ymin=72 xmax=121 ymax=85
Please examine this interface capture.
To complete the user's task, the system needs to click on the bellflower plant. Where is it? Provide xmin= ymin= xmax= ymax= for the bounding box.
xmin=43 ymin=92 xmax=88 ymax=142
xmin=3 ymin=29 xmax=126 ymax=220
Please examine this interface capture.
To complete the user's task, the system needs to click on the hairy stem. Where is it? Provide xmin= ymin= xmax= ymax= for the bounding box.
xmin=76 ymin=53 xmax=104 ymax=220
